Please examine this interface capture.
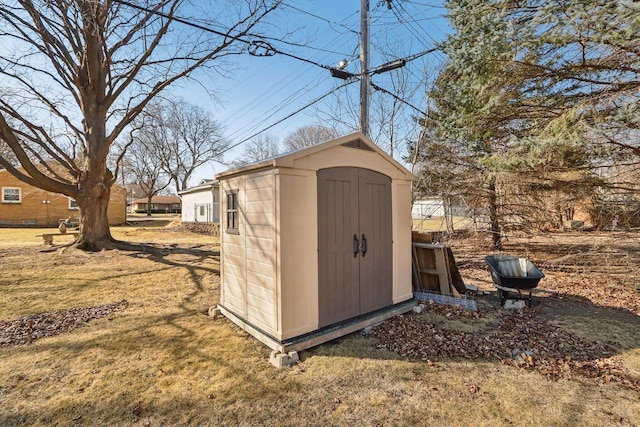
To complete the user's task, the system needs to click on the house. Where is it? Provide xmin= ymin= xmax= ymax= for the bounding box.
xmin=412 ymin=198 xmax=445 ymax=219
xmin=178 ymin=179 xmax=220 ymax=234
xmin=0 ymin=167 xmax=126 ymax=226
xmin=129 ymin=195 xmax=181 ymax=214
xmin=178 ymin=179 xmax=220 ymax=223
xmin=214 ymin=132 xmax=416 ymax=364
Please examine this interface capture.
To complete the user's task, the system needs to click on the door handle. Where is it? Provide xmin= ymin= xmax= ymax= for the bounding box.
xmin=360 ymin=233 xmax=367 ymax=257
xmin=353 ymin=234 xmax=359 ymax=258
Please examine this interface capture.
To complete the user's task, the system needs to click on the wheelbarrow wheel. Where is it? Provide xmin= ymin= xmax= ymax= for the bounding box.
xmin=498 ymin=288 xmax=507 ymax=306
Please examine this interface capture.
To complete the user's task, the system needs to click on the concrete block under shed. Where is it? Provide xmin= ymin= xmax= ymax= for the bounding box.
xmin=270 ymin=351 xmax=299 ymax=368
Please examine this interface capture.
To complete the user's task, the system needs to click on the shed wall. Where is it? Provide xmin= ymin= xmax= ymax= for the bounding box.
xmin=220 ymin=170 xmax=278 ymax=337
xmin=277 ymin=170 xmax=319 ymax=339
xmin=392 ymin=181 xmax=414 ymax=303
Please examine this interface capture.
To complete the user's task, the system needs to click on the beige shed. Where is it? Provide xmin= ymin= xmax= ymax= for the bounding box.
xmin=215 ymin=132 xmax=415 ymax=358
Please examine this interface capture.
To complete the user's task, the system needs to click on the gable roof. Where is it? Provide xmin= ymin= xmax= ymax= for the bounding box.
xmin=177 ymin=179 xmax=219 ymax=196
xmin=215 ymin=132 xmax=415 ymax=180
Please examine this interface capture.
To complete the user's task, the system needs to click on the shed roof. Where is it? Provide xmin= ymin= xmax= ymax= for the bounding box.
xmin=215 ymin=132 xmax=415 ymax=180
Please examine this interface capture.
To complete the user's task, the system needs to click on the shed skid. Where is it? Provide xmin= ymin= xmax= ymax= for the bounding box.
xmin=218 ymin=299 xmax=416 ymax=354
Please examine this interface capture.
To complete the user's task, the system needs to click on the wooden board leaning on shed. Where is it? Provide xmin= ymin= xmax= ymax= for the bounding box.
xmin=412 ymin=242 xmax=467 ymax=297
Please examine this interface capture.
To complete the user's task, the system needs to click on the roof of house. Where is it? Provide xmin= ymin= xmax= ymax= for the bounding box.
xmin=177 ymin=179 xmax=219 ymax=196
xmin=215 ymin=132 xmax=415 ymax=180
xmin=131 ymin=195 xmax=181 ymax=204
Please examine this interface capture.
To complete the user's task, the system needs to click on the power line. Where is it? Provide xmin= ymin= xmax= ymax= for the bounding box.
xmin=370 ymin=81 xmax=424 ymax=115
xmin=112 ymin=0 xmax=335 ymax=70
xmin=226 ymin=72 xmax=333 ymax=142
xmin=113 ymin=0 xmax=436 ymax=150
xmin=392 ymin=1 xmax=447 ymax=62
xmin=220 ymin=7 xmax=363 ymax=142
xmin=222 ymin=81 xmax=355 ymax=156
xmin=281 ymin=2 xmax=359 ymax=35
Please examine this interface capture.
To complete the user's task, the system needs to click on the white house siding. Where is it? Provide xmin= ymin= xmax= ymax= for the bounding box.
xmin=180 ymin=185 xmax=220 ymax=223
xmin=412 ymin=199 xmax=445 ymax=219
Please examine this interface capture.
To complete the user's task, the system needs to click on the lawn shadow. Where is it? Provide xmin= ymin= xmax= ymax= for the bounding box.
xmin=113 ymin=241 xmax=220 ymax=311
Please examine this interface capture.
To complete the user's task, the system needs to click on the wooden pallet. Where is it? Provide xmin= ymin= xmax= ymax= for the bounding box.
xmin=412 ymin=243 xmax=467 ymax=297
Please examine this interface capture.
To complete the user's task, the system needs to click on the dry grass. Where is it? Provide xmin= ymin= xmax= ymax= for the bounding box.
xmin=0 ymin=226 xmax=639 ymax=426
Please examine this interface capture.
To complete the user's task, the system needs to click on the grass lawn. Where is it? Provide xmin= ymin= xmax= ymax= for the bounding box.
xmin=0 ymin=226 xmax=638 ymax=426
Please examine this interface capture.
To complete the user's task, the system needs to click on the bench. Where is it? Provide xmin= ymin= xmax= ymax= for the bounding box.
xmin=36 ymin=233 xmax=79 ymax=245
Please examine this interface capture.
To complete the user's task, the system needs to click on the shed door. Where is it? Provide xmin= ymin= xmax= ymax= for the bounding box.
xmin=317 ymin=167 xmax=392 ymax=327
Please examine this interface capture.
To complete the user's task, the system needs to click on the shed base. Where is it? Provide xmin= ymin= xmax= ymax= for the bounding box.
xmin=218 ymin=299 xmax=416 ymax=354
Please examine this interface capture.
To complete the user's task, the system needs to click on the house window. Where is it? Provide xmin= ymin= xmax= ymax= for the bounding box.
xmin=199 ymin=205 xmax=205 ymax=216
xmin=2 ymin=187 xmax=21 ymax=203
xmin=68 ymin=197 xmax=79 ymax=210
xmin=226 ymin=190 xmax=239 ymax=234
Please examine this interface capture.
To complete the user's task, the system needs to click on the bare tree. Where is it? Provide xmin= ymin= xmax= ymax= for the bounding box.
xmin=0 ymin=0 xmax=280 ymax=250
xmin=123 ymin=133 xmax=171 ymax=216
xmin=232 ymin=133 xmax=281 ymax=166
xmin=282 ymin=125 xmax=337 ymax=151
xmin=140 ymin=99 xmax=228 ymax=194
xmin=0 ymin=141 xmax=15 ymax=167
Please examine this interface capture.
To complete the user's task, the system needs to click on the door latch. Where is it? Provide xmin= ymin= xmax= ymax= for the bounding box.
xmin=353 ymin=234 xmax=360 ymax=258
xmin=360 ymin=234 xmax=367 ymax=257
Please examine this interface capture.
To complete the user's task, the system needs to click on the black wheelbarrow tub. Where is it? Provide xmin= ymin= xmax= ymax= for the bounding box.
xmin=484 ymin=254 xmax=545 ymax=290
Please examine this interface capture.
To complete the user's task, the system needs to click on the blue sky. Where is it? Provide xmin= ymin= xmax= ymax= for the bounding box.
xmin=179 ymin=0 xmax=450 ymax=184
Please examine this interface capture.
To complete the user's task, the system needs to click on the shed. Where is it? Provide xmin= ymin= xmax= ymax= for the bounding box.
xmin=215 ymin=132 xmax=416 ymax=356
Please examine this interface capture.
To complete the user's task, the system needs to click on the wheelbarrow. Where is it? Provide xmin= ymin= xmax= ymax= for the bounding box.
xmin=484 ymin=254 xmax=545 ymax=307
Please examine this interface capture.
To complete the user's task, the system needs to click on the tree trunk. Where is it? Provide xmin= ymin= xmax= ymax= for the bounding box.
xmin=146 ymin=195 xmax=153 ymax=216
xmin=444 ymin=195 xmax=454 ymax=234
xmin=75 ymin=180 xmax=114 ymax=251
xmin=487 ymin=175 xmax=502 ymax=250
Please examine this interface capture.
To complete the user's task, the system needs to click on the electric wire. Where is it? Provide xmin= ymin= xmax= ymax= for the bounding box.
xmin=221 ymin=81 xmax=355 ymax=159
xmin=112 ymin=0 xmax=336 ymax=70
xmin=227 ymin=72 xmax=334 ymax=142
xmin=281 ymin=2 xmax=359 ymax=35
xmin=222 ymin=35 xmax=358 ymax=141
xmin=393 ymin=1 xmax=447 ymax=62
xmin=370 ymin=82 xmax=425 ymax=115
xmin=112 ymin=0 xmax=442 ymax=150
xmin=112 ymin=0 xmax=354 ymax=147
xmin=220 ymin=9 xmax=361 ymax=142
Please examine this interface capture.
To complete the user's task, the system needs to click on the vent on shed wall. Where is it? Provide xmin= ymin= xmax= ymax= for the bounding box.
xmin=341 ymin=139 xmax=374 ymax=151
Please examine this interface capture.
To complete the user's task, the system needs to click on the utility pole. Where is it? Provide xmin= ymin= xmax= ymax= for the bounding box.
xmin=330 ymin=0 xmax=404 ymax=137
xmin=360 ymin=0 xmax=370 ymax=136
